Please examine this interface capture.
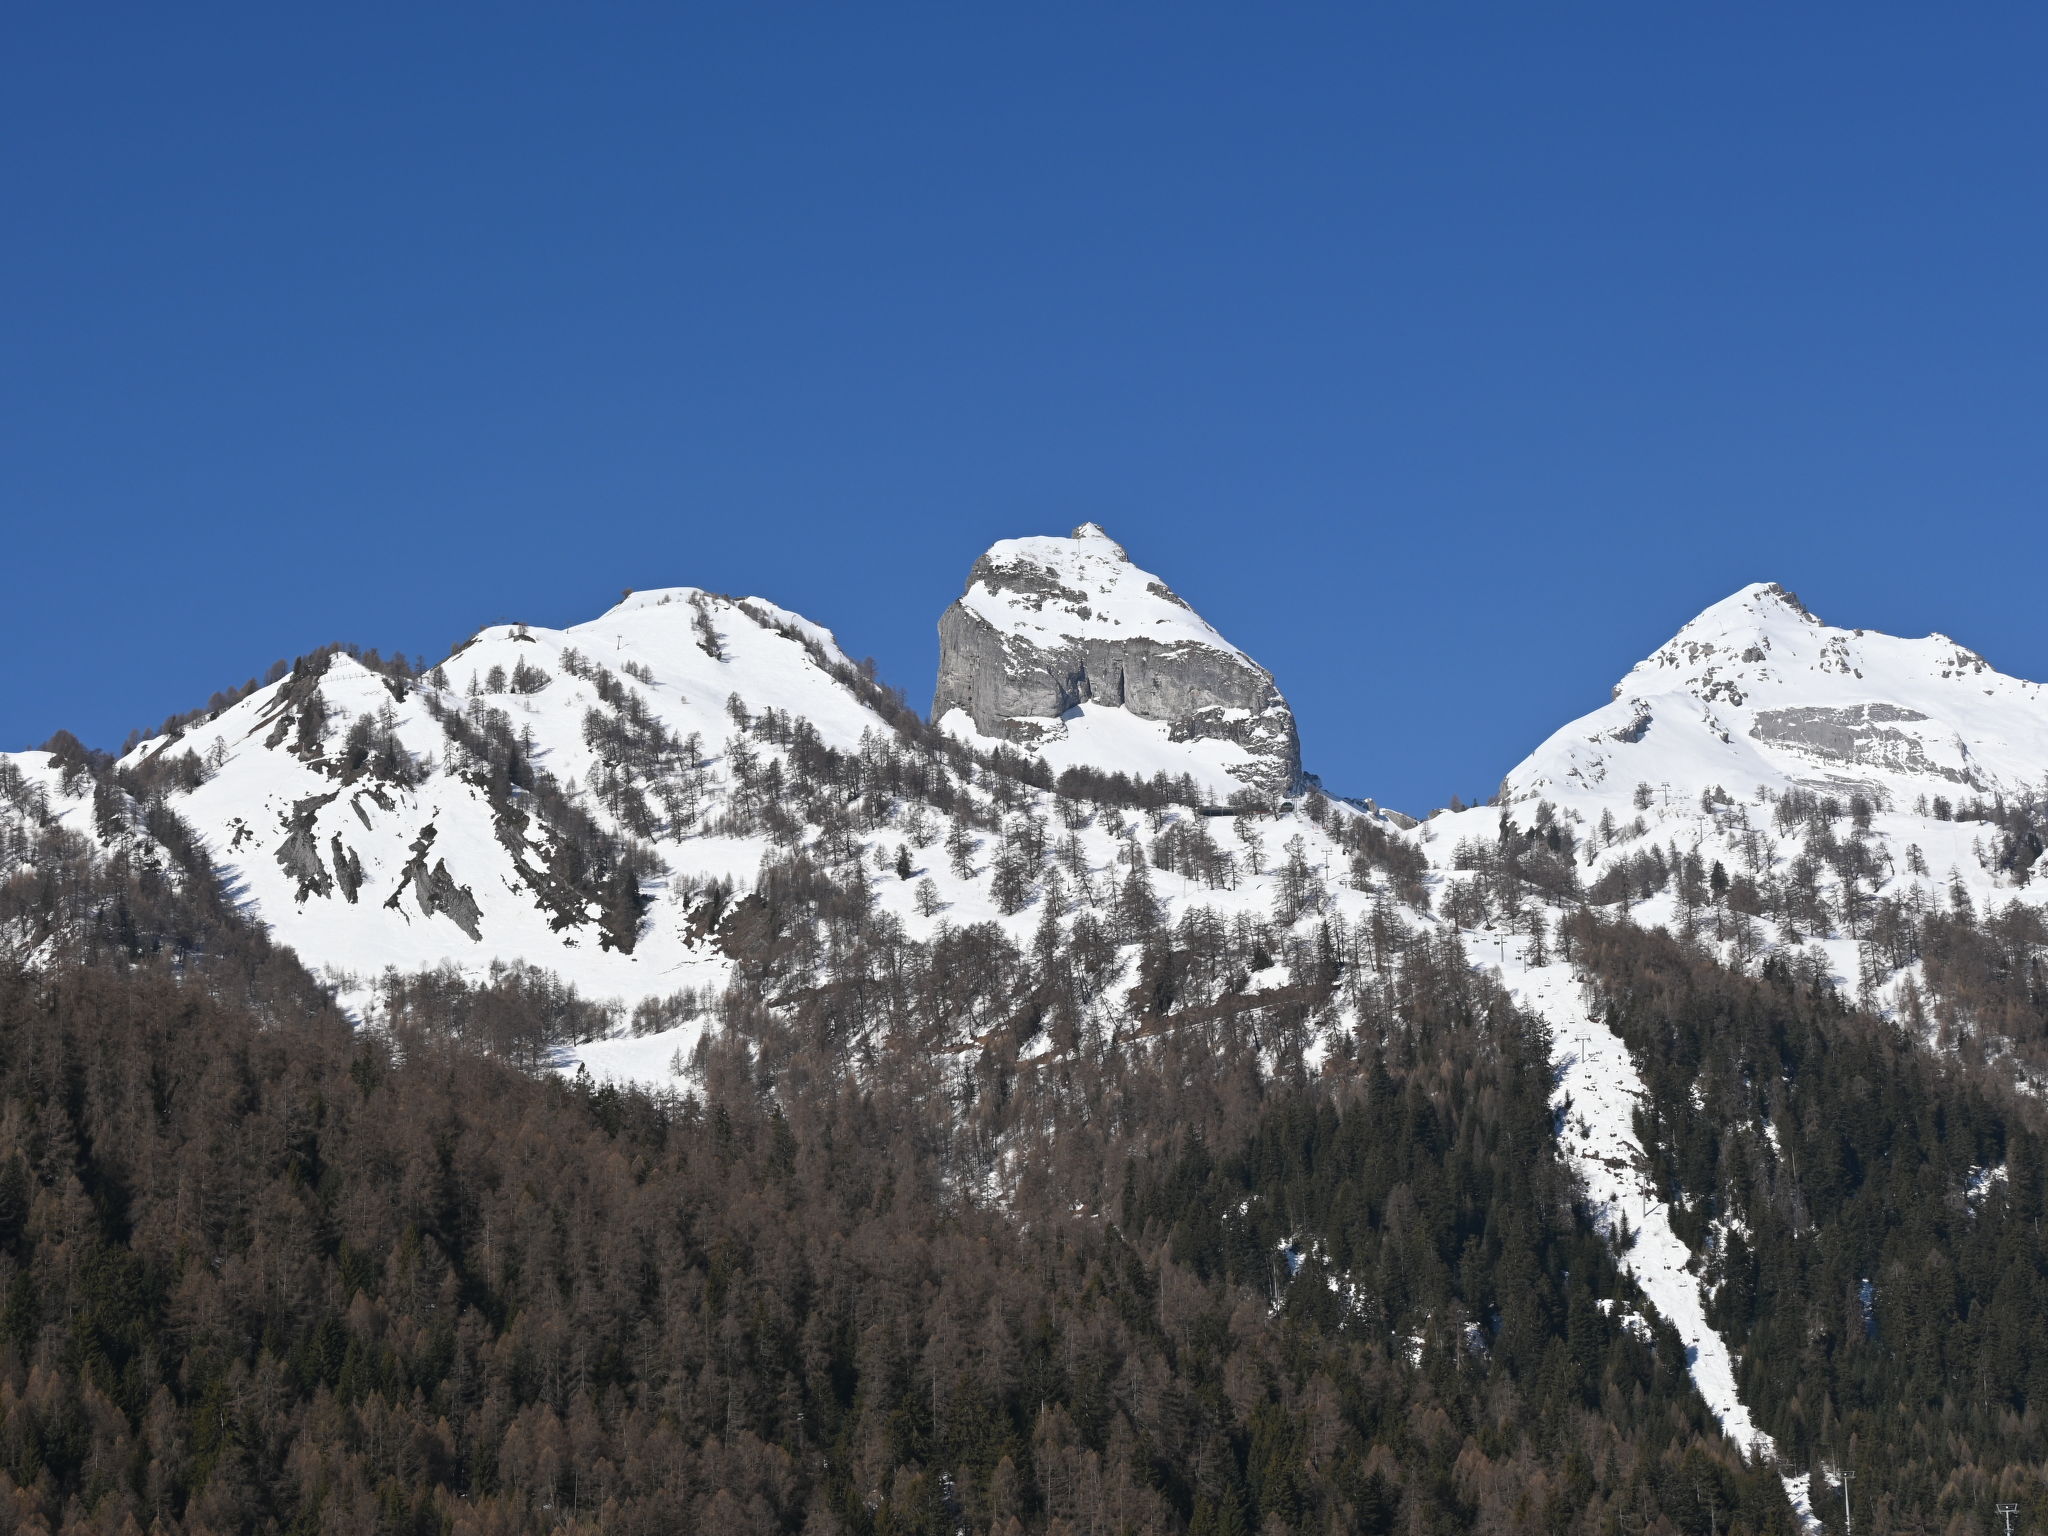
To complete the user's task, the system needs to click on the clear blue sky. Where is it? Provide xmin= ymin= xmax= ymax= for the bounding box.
xmin=6 ymin=4 xmax=2044 ymax=812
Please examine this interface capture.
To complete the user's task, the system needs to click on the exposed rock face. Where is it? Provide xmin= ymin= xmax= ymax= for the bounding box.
xmin=383 ymin=824 xmax=483 ymax=941
xmin=1748 ymin=702 xmax=1968 ymax=782
xmin=932 ymin=524 xmax=1302 ymax=798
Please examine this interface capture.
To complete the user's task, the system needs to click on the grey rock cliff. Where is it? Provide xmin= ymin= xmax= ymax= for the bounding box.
xmin=931 ymin=525 xmax=1302 ymax=798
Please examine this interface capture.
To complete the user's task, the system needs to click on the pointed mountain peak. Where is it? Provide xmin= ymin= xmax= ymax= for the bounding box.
xmin=933 ymin=527 xmax=1301 ymax=799
xmin=1510 ymin=579 xmax=2048 ymax=811
xmin=1069 ymin=522 xmax=1129 ymax=558
xmin=1624 ymin=581 xmax=1830 ymax=692
xmin=1669 ymin=581 xmax=1816 ymax=637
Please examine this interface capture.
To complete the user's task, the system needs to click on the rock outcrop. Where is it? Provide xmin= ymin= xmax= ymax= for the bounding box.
xmin=932 ymin=524 xmax=1302 ymax=799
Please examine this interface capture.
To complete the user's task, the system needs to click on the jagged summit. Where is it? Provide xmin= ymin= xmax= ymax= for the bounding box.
xmin=1067 ymin=521 xmax=1128 ymax=556
xmin=932 ymin=525 xmax=1301 ymax=800
xmin=1505 ymin=581 xmax=2048 ymax=809
xmin=1640 ymin=580 xmax=1814 ymax=659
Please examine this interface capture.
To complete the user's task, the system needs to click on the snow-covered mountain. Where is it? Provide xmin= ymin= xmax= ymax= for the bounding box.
xmin=109 ymin=588 xmax=893 ymax=1012
xmin=8 ymin=536 xmax=1372 ymax=1082
xmin=1391 ymin=579 xmax=2048 ymax=1098
xmin=1423 ymin=580 xmax=2048 ymax=1022
xmin=1388 ymin=585 xmax=2048 ymax=1505
xmin=12 ymin=548 xmax=2048 ymax=1507
xmin=932 ymin=523 xmax=1301 ymax=801
xmin=16 ymin=561 xmax=2045 ymax=1050
xmin=1508 ymin=581 xmax=2048 ymax=813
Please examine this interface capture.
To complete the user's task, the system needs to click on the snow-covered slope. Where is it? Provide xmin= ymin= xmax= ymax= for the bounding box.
xmin=1467 ymin=582 xmax=2048 ymax=1047
xmin=1510 ymin=582 xmax=2048 ymax=814
xmin=932 ymin=524 xmax=1301 ymax=801
xmin=45 ymin=553 xmax=1377 ymax=1088
xmin=1516 ymin=966 xmax=1777 ymax=1439
xmin=1 ymin=751 xmax=136 ymax=961
xmin=1 ymin=752 xmax=103 ymax=867
xmin=113 ymin=590 xmax=886 ymax=1025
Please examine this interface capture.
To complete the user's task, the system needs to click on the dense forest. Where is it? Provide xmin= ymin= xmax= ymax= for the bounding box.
xmin=0 ymin=923 xmax=1801 ymax=1536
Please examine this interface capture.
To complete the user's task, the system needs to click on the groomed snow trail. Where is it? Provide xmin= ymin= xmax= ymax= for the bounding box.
xmin=1513 ymin=963 xmax=1769 ymax=1451
xmin=1501 ymin=959 xmax=1821 ymax=1528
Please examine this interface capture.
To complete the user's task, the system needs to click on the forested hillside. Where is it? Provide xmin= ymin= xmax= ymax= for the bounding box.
xmin=0 ymin=818 xmax=1794 ymax=1535
xmin=1566 ymin=912 xmax=2048 ymax=1532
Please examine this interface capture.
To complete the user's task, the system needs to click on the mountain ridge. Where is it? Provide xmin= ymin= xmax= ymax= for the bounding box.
xmin=10 ymin=539 xmax=2048 ymax=1529
xmin=12 ymin=549 xmax=2048 ymax=1054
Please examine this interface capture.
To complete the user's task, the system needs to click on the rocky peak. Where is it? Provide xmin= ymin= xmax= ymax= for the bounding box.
xmin=1068 ymin=521 xmax=1128 ymax=556
xmin=932 ymin=526 xmax=1302 ymax=800
xmin=1625 ymin=582 xmax=1824 ymax=690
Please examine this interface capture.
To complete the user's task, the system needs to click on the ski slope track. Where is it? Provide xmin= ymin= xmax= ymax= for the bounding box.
xmin=1501 ymin=958 xmax=1821 ymax=1527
